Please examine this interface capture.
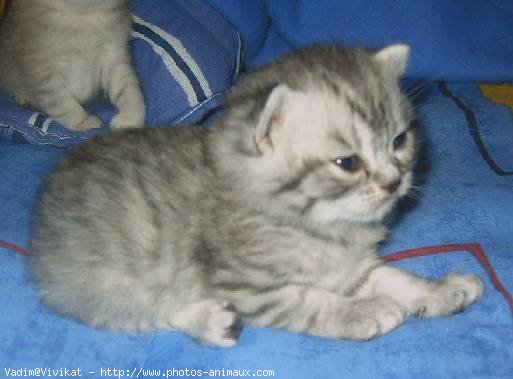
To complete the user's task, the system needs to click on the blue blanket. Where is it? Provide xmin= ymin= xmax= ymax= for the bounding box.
xmin=1 ymin=82 xmax=512 ymax=378
xmin=207 ymin=0 xmax=513 ymax=82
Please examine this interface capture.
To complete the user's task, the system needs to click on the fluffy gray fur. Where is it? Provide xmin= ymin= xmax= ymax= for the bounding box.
xmin=31 ymin=44 xmax=483 ymax=347
xmin=0 ymin=0 xmax=145 ymax=130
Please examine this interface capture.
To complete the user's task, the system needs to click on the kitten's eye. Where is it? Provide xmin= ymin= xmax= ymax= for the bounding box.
xmin=393 ymin=131 xmax=408 ymax=150
xmin=334 ymin=156 xmax=360 ymax=172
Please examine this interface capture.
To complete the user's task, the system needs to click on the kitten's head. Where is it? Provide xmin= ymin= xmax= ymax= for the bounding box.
xmin=222 ymin=44 xmax=417 ymax=226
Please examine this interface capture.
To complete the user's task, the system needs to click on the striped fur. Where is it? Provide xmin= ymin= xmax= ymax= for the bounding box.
xmin=0 ymin=0 xmax=145 ymax=130
xmin=31 ymin=45 xmax=483 ymax=347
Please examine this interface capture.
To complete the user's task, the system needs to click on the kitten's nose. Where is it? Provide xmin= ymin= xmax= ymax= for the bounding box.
xmin=381 ymin=179 xmax=401 ymax=194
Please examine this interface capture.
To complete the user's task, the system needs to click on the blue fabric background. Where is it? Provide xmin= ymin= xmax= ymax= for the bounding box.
xmin=1 ymin=83 xmax=512 ymax=378
xmin=203 ymin=0 xmax=269 ymax=61
xmin=211 ymin=0 xmax=513 ymax=82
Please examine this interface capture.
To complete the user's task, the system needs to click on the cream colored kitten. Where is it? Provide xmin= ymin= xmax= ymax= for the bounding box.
xmin=0 ymin=0 xmax=145 ymax=130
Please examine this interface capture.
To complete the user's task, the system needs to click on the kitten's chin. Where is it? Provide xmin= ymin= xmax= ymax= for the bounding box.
xmin=350 ymin=175 xmax=412 ymax=223
xmin=310 ymin=195 xmax=398 ymax=225
xmin=347 ymin=200 xmax=396 ymax=223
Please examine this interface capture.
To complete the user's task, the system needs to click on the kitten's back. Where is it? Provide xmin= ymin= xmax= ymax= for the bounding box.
xmin=31 ymin=126 xmax=212 ymax=329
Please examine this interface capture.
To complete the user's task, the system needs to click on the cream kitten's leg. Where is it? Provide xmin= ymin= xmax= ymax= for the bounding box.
xmin=357 ymin=265 xmax=484 ymax=318
xmin=31 ymin=75 xmax=102 ymax=131
xmin=169 ymin=299 xmax=241 ymax=347
xmin=15 ymin=94 xmax=29 ymax=107
xmin=101 ymin=51 xmax=146 ymax=129
xmin=236 ymin=285 xmax=407 ymax=341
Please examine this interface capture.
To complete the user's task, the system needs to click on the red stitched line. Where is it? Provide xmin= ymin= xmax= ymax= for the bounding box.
xmin=1 ymin=239 xmax=512 ymax=318
xmin=384 ymin=243 xmax=513 ymax=318
xmin=0 ymin=239 xmax=29 ymax=256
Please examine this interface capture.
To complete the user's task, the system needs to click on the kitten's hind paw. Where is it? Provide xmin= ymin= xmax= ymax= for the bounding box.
xmin=110 ymin=111 xmax=145 ymax=129
xmin=196 ymin=301 xmax=241 ymax=347
xmin=174 ymin=300 xmax=241 ymax=348
xmin=15 ymin=94 xmax=30 ymax=107
xmin=72 ymin=115 xmax=103 ymax=131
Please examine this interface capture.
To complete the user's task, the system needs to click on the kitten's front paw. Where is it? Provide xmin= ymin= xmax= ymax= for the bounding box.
xmin=72 ymin=115 xmax=102 ymax=131
xmin=414 ymin=273 xmax=484 ymax=318
xmin=15 ymin=94 xmax=29 ymax=107
xmin=110 ymin=110 xmax=145 ymax=129
xmin=194 ymin=301 xmax=241 ymax=348
xmin=344 ymin=296 xmax=407 ymax=341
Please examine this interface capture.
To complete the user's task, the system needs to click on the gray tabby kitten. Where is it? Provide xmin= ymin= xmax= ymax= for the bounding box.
xmin=0 ymin=0 xmax=145 ymax=130
xmin=31 ymin=44 xmax=483 ymax=347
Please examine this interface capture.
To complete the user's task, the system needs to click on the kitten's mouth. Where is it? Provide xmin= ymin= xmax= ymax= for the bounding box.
xmin=361 ymin=193 xmax=401 ymax=221
xmin=369 ymin=192 xmax=398 ymax=208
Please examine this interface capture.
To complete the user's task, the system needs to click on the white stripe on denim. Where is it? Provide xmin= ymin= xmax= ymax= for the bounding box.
xmin=131 ymin=31 xmax=198 ymax=106
xmin=233 ymin=32 xmax=242 ymax=82
xmin=132 ymin=15 xmax=212 ymax=97
xmin=42 ymin=117 xmax=52 ymax=133
xmin=28 ymin=112 xmax=39 ymax=126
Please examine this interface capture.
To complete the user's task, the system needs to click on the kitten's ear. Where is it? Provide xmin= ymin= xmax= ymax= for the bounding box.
xmin=254 ymin=84 xmax=291 ymax=154
xmin=373 ymin=44 xmax=410 ymax=77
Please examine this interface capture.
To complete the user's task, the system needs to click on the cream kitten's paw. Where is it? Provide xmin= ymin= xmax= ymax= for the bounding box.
xmin=414 ymin=273 xmax=484 ymax=318
xmin=110 ymin=110 xmax=145 ymax=129
xmin=15 ymin=94 xmax=29 ymax=107
xmin=193 ymin=301 xmax=241 ymax=347
xmin=72 ymin=115 xmax=102 ymax=131
xmin=345 ymin=296 xmax=407 ymax=341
